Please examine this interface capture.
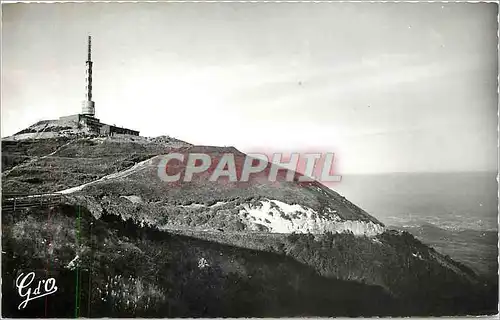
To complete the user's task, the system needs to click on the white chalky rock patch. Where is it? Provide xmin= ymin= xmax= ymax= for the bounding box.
xmin=239 ymin=199 xmax=384 ymax=236
xmin=65 ymin=255 xmax=79 ymax=270
xmin=198 ymin=257 xmax=210 ymax=269
xmin=121 ymin=195 xmax=143 ymax=204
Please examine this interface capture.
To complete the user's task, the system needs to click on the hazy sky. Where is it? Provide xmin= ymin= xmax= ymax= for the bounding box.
xmin=2 ymin=2 xmax=498 ymax=174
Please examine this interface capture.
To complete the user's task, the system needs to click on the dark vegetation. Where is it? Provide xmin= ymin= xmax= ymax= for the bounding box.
xmin=2 ymin=200 xmax=497 ymax=317
xmin=3 ymin=203 xmax=398 ymax=318
xmin=144 ymin=222 xmax=498 ymax=315
xmin=281 ymin=231 xmax=497 ymax=315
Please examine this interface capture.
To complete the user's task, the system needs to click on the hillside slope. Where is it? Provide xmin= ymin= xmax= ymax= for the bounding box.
xmin=1 ymin=132 xmax=497 ymax=317
xmin=2 ymin=203 xmax=398 ymax=317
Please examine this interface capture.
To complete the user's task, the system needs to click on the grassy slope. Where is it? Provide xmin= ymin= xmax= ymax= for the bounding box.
xmin=2 ymin=137 xmax=498 ymax=316
xmin=80 ymin=149 xmax=383 ymax=224
xmin=2 ymin=137 xmax=189 ymax=195
xmin=2 ymin=137 xmax=383 ymax=225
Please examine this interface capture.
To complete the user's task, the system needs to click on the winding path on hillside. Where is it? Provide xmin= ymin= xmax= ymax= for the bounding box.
xmin=2 ymin=155 xmax=156 ymax=202
xmin=56 ymin=156 xmax=156 ymax=195
xmin=2 ymin=139 xmax=77 ymax=178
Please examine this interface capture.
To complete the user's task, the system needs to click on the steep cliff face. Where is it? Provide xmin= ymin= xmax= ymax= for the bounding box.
xmin=1 ymin=131 xmax=497 ymax=317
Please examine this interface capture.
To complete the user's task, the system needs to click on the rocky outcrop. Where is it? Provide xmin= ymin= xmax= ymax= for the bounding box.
xmin=239 ymin=199 xmax=385 ymax=236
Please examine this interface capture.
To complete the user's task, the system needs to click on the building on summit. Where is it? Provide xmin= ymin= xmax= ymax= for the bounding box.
xmin=60 ymin=35 xmax=139 ymax=136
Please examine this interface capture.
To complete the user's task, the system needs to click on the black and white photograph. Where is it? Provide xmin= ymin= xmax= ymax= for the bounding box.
xmin=1 ymin=1 xmax=498 ymax=317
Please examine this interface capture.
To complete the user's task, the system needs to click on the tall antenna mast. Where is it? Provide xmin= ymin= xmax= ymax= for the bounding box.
xmin=87 ymin=35 xmax=92 ymax=61
xmin=82 ymin=35 xmax=95 ymax=116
